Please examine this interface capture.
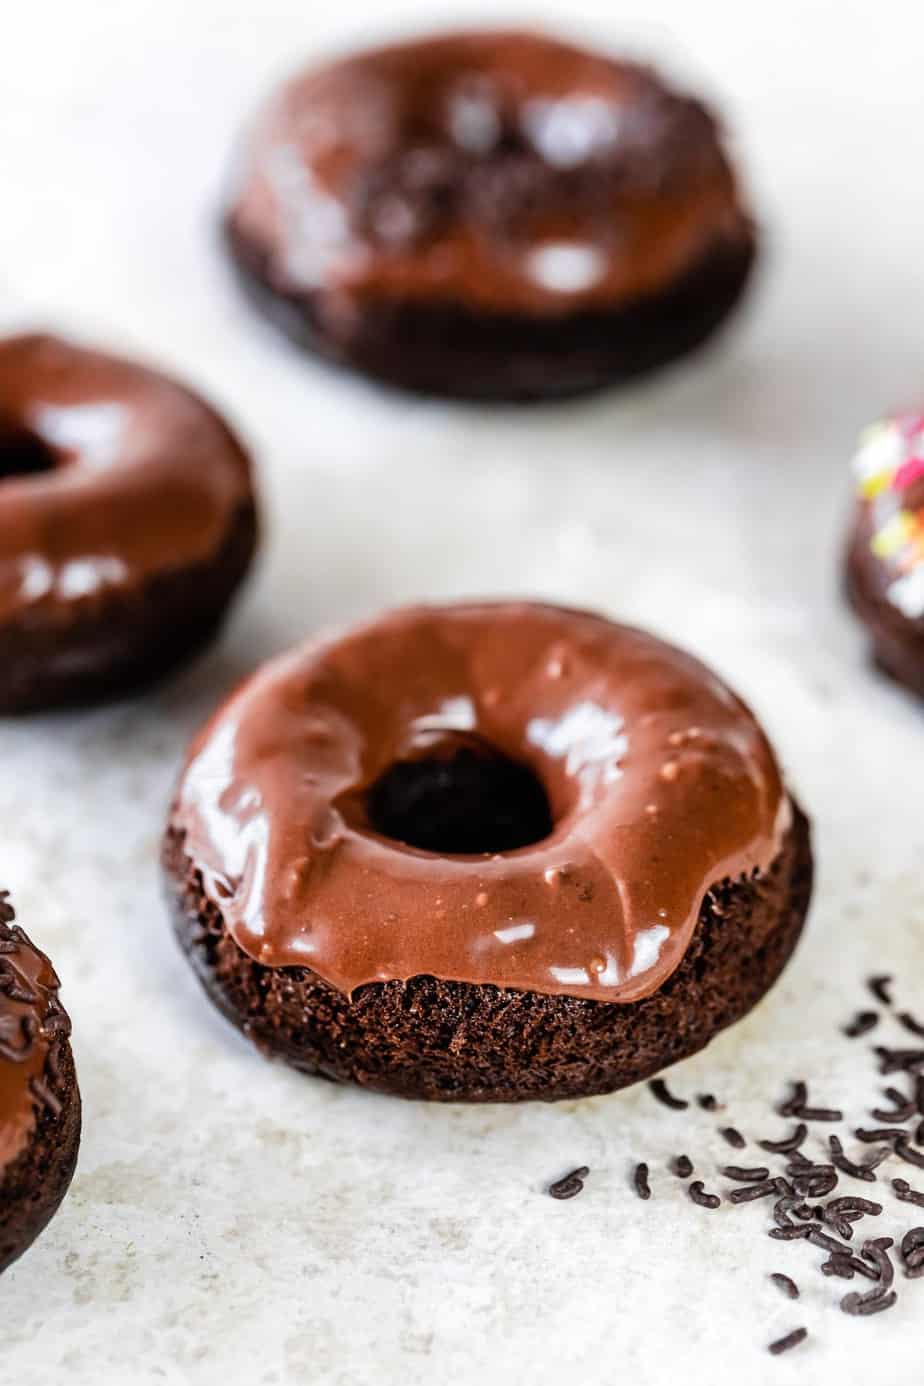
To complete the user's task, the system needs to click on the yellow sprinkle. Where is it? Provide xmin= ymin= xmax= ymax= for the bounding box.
xmin=872 ymin=512 xmax=913 ymax=559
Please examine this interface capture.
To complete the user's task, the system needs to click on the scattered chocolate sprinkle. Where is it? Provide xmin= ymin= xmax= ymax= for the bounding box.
xmin=769 ymin=1224 xmax=812 ymax=1241
xmin=854 ymin=1127 xmax=903 ymax=1147
xmin=648 ymin=1078 xmax=688 ymax=1111
xmin=875 ymin=1046 xmax=924 ymax=1075
xmin=893 ymin=1179 xmax=924 ymax=1208
xmin=688 ymin=1180 xmax=721 ymax=1209
xmin=841 ymin=1289 xmax=898 ymax=1315
xmin=868 ymin=975 xmax=893 ymax=1007
xmin=808 ymin=1226 xmax=854 ymax=1256
xmin=722 ymin=1166 xmax=770 ymax=1182
xmin=777 ymin=1081 xmax=842 ymax=1122
xmin=770 ymin=1272 xmax=800 ymax=1300
xmin=894 ymin=1136 xmax=924 ymax=1170
xmin=822 ymin=1252 xmax=880 ymax=1281
xmin=759 ymin=1124 xmax=808 ymax=1154
xmin=916 ymin=1074 xmax=924 ymax=1114
xmin=767 ymin=1327 xmax=807 ymax=1356
xmin=871 ymin=1087 xmax=917 ymax=1123
xmin=671 ymin=1154 xmax=694 ymax=1178
xmin=547 ymin=1166 xmax=590 ymax=1200
xmin=898 ymin=1011 xmax=924 ymax=1039
xmin=826 ymin=1197 xmax=882 ymax=1218
xmin=729 ymin=1180 xmax=779 ymax=1204
xmin=633 ymin=1163 xmax=651 ymax=1200
xmin=829 ymin=1135 xmax=878 ymax=1182
xmin=900 ymin=1227 xmax=924 ymax=1270
xmin=697 ymin=1093 xmax=720 ymax=1111
xmin=844 ymin=1010 xmax=879 ymax=1038
xmin=720 ymin=1126 xmax=746 ymax=1150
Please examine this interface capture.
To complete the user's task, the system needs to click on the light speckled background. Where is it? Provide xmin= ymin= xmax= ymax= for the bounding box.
xmin=2 ymin=1 xmax=923 ymax=1381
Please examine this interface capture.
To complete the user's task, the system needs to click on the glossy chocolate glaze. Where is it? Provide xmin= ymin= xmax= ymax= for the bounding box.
xmin=227 ymin=30 xmax=751 ymax=318
xmin=0 ymin=896 xmax=70 ymax=1170
xmin=0 ymin=335 xmax=253 ymax=624
xmin=172 ymin=603 xmax=790 ymax=1004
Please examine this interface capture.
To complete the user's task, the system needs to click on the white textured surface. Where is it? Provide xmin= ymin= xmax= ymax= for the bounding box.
xmin=2 ymin=2 xmax=924 ymax=1381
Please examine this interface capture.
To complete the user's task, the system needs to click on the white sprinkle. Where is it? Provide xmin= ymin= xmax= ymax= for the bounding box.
xmin=887 ymin=568 xmax=924 ymax=619
xmin=526 ymin=242 xmax=607 ymax=294
xmin=521 ymin=95 xmax=622 ymax=168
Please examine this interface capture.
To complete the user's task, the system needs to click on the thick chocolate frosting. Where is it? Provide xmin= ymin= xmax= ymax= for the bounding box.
xmin=172 ymin=603 xmax=790 ymax=1004
xmin=0 ymin=335 xmax=253 ymax=624
xmin=0 ymin=895 xmax=71 ymax=1171
xmin=228 ymin=30 xmax=750 ymax=317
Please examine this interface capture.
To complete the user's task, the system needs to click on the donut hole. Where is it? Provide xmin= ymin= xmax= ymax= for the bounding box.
xmin=366 ymin=733 xmax=554 ymax=854
xmin=0 ymin=420 xmax=57 ymax=480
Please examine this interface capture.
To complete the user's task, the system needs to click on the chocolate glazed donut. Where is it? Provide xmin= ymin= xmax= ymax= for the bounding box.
xmin=163 ymin=603 xmax=813 ymax=1103
xmin=224 ymin=30 xmax=757 ymax=400
xmin=0 ymin=894 xmax=80 ymax=1272
xmin=0 ymin=334 xmax=258 ymax=713
xmin=846 ymin=413 xmax=924 ymax=699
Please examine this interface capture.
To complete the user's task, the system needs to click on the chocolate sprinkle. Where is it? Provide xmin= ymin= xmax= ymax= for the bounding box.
xmin=547 ymin=1166 xmax=590 ymax=1200
xmin=871 ymin=1087 xmax=917 ymax=1123
xmin=633 ymin=1162 xmax=651 ymax=1201
xmin=895 ymin=1136 xmax=924 ymax=1170
xmin=767 ymin=1327 xmax=807 ymax=1356
xmin=875 ymin=1046 xmax=924 ymax=1075
xmin=777 ymin=1080 xmax=842 ymax=1122
xmin=648 ymin=1078 xmax=688 ymax=1111
xmin=671 ymin=1154 xmax=694 ymax=1178
xmin=844 ymin=1010 xmax=879 ymax=1038
xmin=759 ymin=1124 xmax=808 ymax=1155
xmin=770 ymin=1272 xmax=800 ymax=1300
xmin=722 ymin=1165 xmax=770 ymax=1182
xmin=893 ymin=1178 xmax=924 ymax=1208
xmin=841 ymin=1289 xmax=898 ymax=1315
xmin=729 ymin=1179 xmax=778 ymax=1204
xmin=868 ymin=975 xmax=893 ymax=1007
xmin=697 ymin=1093 xmax=720 ymax=1111
xmin=829 ymin=1134 xmax=878 ymax=1182
xmin=854 ymin=1127 xmax=903 ymax=1146
xmin=688 ymin=1180 xmax=721 ymax=1210
xmin=719 ymin=1126 xmax=746 ymax=1150
xmin=898 ymin=1011 xmax=924 ymax=1039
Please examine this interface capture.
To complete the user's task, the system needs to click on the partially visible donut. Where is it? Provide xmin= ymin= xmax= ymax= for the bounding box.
xmin=224 ymin=30 xmax=757 ymax=399
xmin=0 ymin=893 xmax=80 ymax=1272
xmin=163 ymin=602 xmax=812 ymax=1102
xmin=0 ymin=334 xmax=258 ymax=713
xmin=846 ymin=412 xmax=924 ymax=699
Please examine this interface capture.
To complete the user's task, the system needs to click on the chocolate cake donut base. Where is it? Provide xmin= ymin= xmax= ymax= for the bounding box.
xmin=0 ymin=502 xmax=257 ymax=714
xmin=0 ymin=1044 xmax=80 ymax=1273
xmin=225 ymin=222 xmax=756 ymax=402
xmin=163 ymin=804 xmax=811 ymax=1103
xmin=846 ymin=539 xmax=924 ymax=701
